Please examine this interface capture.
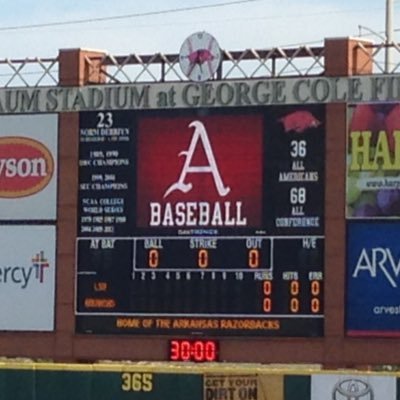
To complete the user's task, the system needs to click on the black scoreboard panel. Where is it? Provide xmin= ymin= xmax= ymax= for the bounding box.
xmin=76 ymin=106 xmax=325 ymax=336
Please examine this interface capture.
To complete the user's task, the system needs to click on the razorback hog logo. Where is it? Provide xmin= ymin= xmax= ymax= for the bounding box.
xmin=0 ymin=137 xmax=54 ymax=198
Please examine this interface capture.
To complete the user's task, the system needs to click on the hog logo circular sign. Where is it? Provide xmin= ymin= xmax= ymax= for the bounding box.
xmin=0 ymin=136 xmax=54 ymax=198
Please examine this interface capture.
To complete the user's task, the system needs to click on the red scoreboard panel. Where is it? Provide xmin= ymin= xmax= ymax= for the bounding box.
xmin=76 ymin=106 xmax=325 ymax=336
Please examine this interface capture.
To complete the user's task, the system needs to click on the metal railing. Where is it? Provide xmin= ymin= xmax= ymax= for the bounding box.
xmin=356 ymin=41 xmax=400 ymax=73
xmin=97 ymin=46 xmax=325 ymax=84
xmin=1 ymin=41 xmax=400 ymax=87
xmin=0 ymin=57 xmax=58 ymax=87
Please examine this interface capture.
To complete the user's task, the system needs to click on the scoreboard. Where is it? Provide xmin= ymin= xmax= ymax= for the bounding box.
xmin=75 ymin=106 xmax=325 ymax=336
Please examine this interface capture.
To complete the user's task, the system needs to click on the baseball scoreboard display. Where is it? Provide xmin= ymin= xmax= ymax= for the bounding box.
xmin=75 ymin=106 xmax=325 ymax=336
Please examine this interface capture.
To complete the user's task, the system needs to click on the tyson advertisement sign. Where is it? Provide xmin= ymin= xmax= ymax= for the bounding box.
xmin=0 ymin=114 xmax=57 ymax=220
xmin=137 ymin=114 xmax=263 ymax=228
xmin=0 ymin=137 xmax=53 ymax=198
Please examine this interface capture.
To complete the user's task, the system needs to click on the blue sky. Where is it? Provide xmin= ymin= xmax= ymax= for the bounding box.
xmin=0 ymin=0 xmax=398 ymax=58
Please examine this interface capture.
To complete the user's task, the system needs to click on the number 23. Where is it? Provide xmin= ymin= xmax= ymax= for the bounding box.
xmin=97 ymin=112 xmax=113 ymax=128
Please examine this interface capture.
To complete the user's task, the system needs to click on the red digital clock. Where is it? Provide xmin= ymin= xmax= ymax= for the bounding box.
xmin=169 ymin=339 xmax=219 ymax=362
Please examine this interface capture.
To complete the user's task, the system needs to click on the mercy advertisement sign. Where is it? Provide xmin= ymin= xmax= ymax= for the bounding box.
xmin=0 ymin=225 xmax=56 ymax=331
xmin=347 ymin=221 xmax=400 ymax=336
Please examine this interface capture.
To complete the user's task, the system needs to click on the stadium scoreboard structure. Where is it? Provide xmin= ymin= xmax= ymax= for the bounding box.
xmin=3 ymin=37 xmax=397 ymax=367
xmin=75 ymin=107 xmax=325 ymax=337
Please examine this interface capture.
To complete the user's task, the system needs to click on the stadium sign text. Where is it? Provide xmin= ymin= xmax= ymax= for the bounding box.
xmin=2 ymin=75 xmax=400 ymax=113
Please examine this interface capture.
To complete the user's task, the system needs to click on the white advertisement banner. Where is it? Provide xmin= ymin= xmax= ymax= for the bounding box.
xmin=0 ymin=114 xmax=57 ymax=220
xmin=0 ymin=225 xmax=56 ymax=331
xmin=311 ymin=374 xmax=396 ymax=400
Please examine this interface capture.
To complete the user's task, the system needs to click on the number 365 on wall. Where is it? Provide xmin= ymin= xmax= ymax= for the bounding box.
xmin=121 ymin=372 xmax=153 ymax=392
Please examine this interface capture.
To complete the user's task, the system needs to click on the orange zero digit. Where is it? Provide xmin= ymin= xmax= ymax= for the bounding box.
xmin=263 ymin=280 xmax=272 ymax=295
xmin=290 ymin=280 xmax=300 ymax=295
xmin=198 ymin=249 xmax=208 ymax=268
xmin=248 ymin=249 xmax=260 ymax=268
xmin=290 ymin=298 xmax=299 ymax=313
xmin=263 ymin=298 xmax=272 ymax=312
xmin=311 ymin=298 xmax=320 ymax=313
xmin=148 ymin=249 xmax=159 ymax=268
xmin=311 ymin=280 xmax=320 ymax=296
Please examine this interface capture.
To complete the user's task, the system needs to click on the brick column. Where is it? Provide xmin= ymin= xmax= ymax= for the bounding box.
xmin=324 ymin=37 xmax=373 ymax=76
xmin=55 ymin=49 xmax=106 ymax=361
xmin=58 ymin=48 xmax=107 ymax=86
xmin=323 ymin=38 xmax=373 ymax=368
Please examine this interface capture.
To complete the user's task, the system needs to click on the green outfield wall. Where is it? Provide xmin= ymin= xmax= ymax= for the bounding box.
xmin=0 ymin=362 xmax=395 ymax=400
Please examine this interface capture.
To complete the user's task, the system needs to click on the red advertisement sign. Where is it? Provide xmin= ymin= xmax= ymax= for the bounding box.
xmin=137 ymin=113 xmax=263 ymax=228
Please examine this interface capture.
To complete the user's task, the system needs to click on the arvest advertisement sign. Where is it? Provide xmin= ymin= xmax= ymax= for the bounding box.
xmin=347 ymin=221 xmax=400 ymax=336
